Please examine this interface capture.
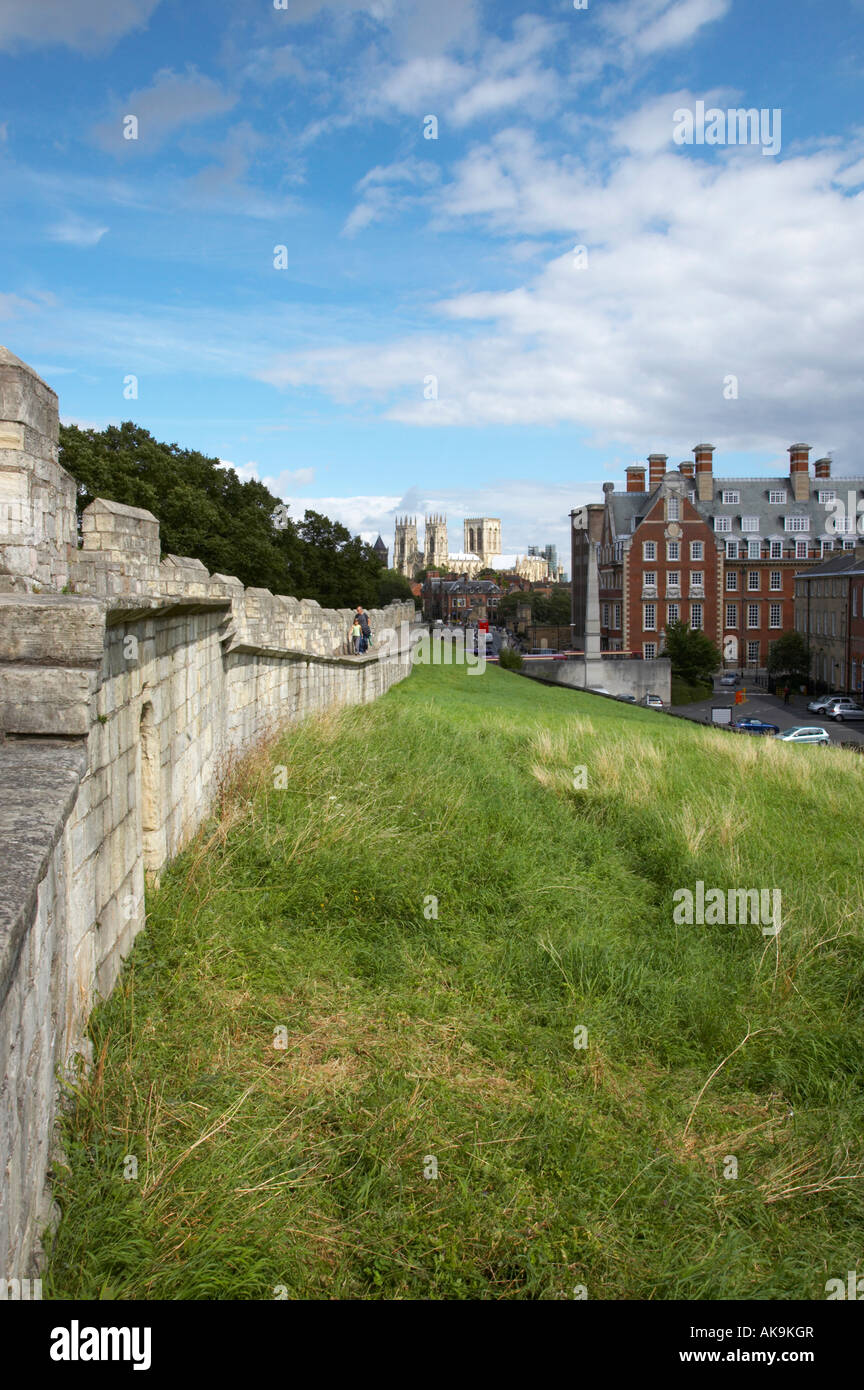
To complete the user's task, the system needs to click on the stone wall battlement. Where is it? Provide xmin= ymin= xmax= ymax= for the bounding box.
xmin=0 ymin=347 xmax=416 ymax=1276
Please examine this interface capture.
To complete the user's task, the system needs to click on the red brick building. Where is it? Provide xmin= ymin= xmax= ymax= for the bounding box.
xmin=573 ymin=444 xmax=863 ymax=675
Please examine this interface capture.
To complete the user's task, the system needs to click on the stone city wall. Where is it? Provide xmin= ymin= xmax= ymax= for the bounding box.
xmin=0 ymin=347 xmax=415 ymax=1277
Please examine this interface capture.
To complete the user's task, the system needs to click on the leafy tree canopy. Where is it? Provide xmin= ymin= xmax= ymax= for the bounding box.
xmin=661 ymin=620 xmax=720 ymax=683
xmin=766 ymin=631 xmax=810 ymax=681
xmin=60 ymin=421 xmax=386 ymax=609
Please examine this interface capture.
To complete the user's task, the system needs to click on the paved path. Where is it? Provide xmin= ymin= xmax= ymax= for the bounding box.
xmin=668 ymin=685 xmax=864 ymax=747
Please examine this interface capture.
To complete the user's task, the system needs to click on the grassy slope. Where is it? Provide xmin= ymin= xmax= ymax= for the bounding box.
xmin=46 ymin=663 xmax=864 ymax=1300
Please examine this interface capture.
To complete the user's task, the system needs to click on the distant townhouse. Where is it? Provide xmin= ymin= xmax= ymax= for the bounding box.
xmin=422 ymin=575 xmax=501 ymax=624
xmin=571 ymin=444 xmax=863 ymax=676
xmin=793 ymin=546 xmax=864 ymax=695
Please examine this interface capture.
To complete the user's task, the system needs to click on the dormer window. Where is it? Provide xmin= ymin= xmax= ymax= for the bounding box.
xmin=741 ymin=516 xmax=759 ymax=532
xmin=714 ymin=516 xmax=731 ymax=532
xmin=769 ymin=489 xmax=787 ymax=504
xmin=667 ymin=496 xmax=680 ymax=521
xmin=721 ymin=490 xmax=740 ymax=504
xmin=818 ymin=490 xmax=836 ymax=503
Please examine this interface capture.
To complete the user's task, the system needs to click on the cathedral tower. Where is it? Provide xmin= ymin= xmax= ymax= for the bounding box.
xmin=463 ymin=518 xmax=502 ymax=566
xmin=424 ymin=513 xmax=448 ymax=571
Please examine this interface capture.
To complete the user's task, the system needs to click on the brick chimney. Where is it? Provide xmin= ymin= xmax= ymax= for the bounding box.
xmin=814 ymin=456 xmax=831 ymax=480
xmin=626 ymin=465 xmax=646 ymax=493
xmin=694 ymin=443 xmax=715 ymax=502
xmin=788 ymin=442 xmax=811 ymax=502
xmin=648 ymin=453 xmax=668 ymax=490
xmin=678 ymin=462 xmax=695 ymax=478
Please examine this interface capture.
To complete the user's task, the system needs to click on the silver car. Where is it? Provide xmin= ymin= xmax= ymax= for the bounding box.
xmin=774 ymin=726 xmax=830 ymax=745
xmin=828 ymin=699 xmax=864 ymax=722
xmin=808 ymin=693 xmax=844 ymax=713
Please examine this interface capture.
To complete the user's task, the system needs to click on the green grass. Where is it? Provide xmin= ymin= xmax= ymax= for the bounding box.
xmin=670 ymin=676 xmax=713 ymax=705
xmin=45 ymin=663 xmax=864 ymax=1300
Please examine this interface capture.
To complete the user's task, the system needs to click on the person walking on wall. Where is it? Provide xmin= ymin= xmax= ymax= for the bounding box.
xmin=350 ymin=617 xmax=362 ymax=653
xmin=355 ymin=604 xmax=371 ymax=651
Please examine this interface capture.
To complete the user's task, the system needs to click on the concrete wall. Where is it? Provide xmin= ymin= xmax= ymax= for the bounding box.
xmin=523 ymin=655 xmax=672 ymax=702
xmin=0 ymin=348 xmax=416 ymax=1277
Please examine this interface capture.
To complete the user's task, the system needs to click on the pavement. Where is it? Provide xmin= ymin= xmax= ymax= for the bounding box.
xmin=667 ymin=685 xmax=864 ymax=747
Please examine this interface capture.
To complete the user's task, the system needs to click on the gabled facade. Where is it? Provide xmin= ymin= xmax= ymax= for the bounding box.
xmin=573 ymin=444 xmax=864 ymax=674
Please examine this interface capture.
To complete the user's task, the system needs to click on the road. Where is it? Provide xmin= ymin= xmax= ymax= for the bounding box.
xmin=667 ymin=685 xmax=864 ymax=747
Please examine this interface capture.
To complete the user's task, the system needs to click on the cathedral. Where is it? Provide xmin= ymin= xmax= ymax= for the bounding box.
xmin=393 ymin=514 xmax=551 ymax=583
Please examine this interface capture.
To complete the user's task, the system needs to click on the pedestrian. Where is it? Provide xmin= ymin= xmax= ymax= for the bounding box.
xmin=355 ymin=604 xmax=371 ymax=647
xmin=350 ymin=617 xmax=362 ymax=653
xmin=783 ymin=685 xmax=790 ymax=705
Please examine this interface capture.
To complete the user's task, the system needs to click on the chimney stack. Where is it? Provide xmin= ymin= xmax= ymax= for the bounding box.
xmin=694 ymin=443 xmax=715 ymax=502
xmin=789 ymin=443 xmax=811 ymax=502
xmin=648 ymin=453 xmax=668 ymax=490
xmin=814 ymin=456 xmax=831 ymax=480
xmin=678 ymin=462 xmax=695 ymax=478
xmin=626 ymin=466 xmax=646 ymax=493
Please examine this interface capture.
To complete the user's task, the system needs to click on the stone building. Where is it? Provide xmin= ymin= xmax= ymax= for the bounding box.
xmin=793 ymin=546 xmax=864 ymax=694
xmin=393 ymin=513 xmax=549 ymax=582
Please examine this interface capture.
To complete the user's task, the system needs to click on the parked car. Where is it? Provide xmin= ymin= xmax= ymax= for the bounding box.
xmin=774 ymin=726 xmax=830 ymax=745
xmin=640 ymin=693 xmax=664 ymax=708
xmin=719 ymin=673 xmax=740 ymax=686
xmin=617 ymin=693 xmax=637 ymax=702
xmin=807 ymin=693 xmax=845 ymax=713
xmin=588 ymin=686 xmax=611 ymax=696
xmin=829 ymin=700 xmax=864 ymax=722
xmin=733 ymin=718 xmax=780 ymax=736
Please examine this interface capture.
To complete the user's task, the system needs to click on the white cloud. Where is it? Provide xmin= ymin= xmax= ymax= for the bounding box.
xmin=0 ymin=0 xmax=161 ymax=53
xmin=259 ymin=120 xmax=864 ymax=462
xmin=601 ymin=0 xmax=732 ymax=58
xmin=92 ymin=68 xmax=237 ymax=152
xmin=47 ymin=216 xmax=109 ymax=247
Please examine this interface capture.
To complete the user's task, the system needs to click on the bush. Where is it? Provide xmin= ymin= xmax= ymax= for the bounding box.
xmin=498 ymin=645 xmax=524 ymax=671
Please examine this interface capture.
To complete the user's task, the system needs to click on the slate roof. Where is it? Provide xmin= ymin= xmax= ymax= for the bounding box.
xmin=607 ymin=477 xmax=864 ymax=545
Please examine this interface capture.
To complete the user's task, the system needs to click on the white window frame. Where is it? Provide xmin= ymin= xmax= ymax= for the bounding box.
xmin=785 ymin=515 xmax=810 ymax=532
xmin=644 ymin=603 xmax=656 ymax=631
xmin=643 ymin=540 xmax=656 ymax=560
xmin=643 ymin=642 xmax=657 ymax=660
xmin=725 ymin=603 xmax=738 ymax=628
xmin=769 ymin=489 xmax=787 ymax=504
xmin=726 ymin=571 xmax=738 ymax=591
xmin=742 ymin=516 xmax=760 ymax=532
xmin=747 ymin=604 xmax=760 ymax=628
xmin=714 ymin=516 xmax=732 ymax=533
xmin=747 ymin=641 xmax=760 ymax=666
xmin=690 ymin=571 xmax=704 ymax=589
xmin=667 ymin=496 xmax=680 ymax=521
xmin=795 ymin=539 xmax=808 ymax=559
xmin=770 ymin=571 xmax=782 ymax=591
xmin=667 ymin=541 xmax=680 ymax=561
xmin=769 ymin=603 xmax=782 ymax=629
xmin=690 ymin=541 xmax=703 ymax=560
xmin=690 ymin=603 xmax=703 ymax=630
xmin=721 ymin=490 xmax=740 ymax=505
xmin=725 ymin=540 xmax=739 ymax=559
xmin=667 ymin=602 xmax=679 ymax=625
xmin=748 ymin=571 xmax=760 ymax=591
xmin=770 ymin=540 xmax=783 ymax=559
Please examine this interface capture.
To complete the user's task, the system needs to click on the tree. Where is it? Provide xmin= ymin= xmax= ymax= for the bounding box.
xmin=59 ymin=421 xmax=385 ymax=609
xmin=661 ymin=621 xmax=720 ymax=684
xmin=377 ymin=568 xmax=417 ymax=607
xmin=767 ymin=631 xmax=810 ymax=684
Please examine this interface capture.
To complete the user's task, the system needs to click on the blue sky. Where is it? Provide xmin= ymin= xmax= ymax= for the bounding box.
xmin=1 ymin=0 xmax=863 ymax=570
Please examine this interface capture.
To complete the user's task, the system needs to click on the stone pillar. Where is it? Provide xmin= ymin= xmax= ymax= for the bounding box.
xmin=0 ymin=347 xmax=76 ymax=593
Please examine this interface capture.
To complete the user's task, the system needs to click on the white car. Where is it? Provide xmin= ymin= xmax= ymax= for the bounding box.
xmin=774 ymin=726 xmax=830 ymax=745
xmin=640 ymin=693 xmax=664 ymax=708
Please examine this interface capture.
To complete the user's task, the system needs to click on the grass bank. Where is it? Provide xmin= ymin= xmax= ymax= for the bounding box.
xmin=46 ymin=662 xmax=864 ymax=1299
